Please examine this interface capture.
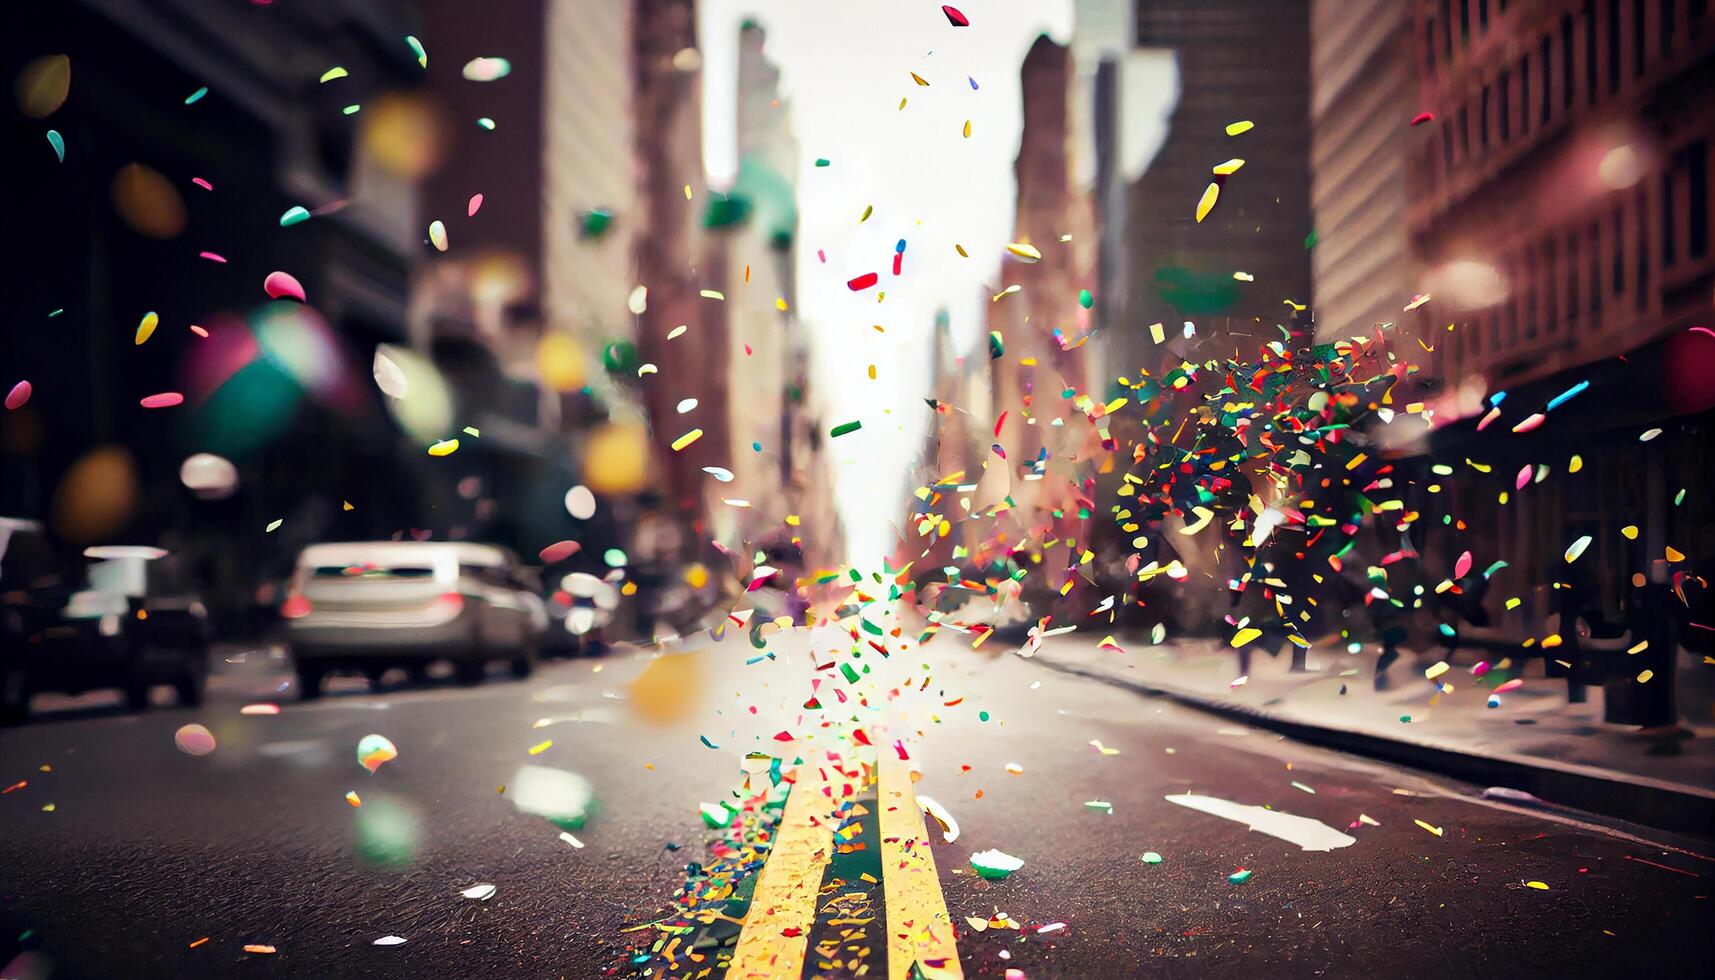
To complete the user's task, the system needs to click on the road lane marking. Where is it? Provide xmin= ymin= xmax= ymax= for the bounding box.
xmin=726 ymin=758 xmax=835 ymax=979
xmin=877 ymin=755 xmax=963 ymax=979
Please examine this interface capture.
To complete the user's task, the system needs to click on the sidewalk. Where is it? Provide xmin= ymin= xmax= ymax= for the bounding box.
xmin=1029 ymin=635 xmax=1715 ymax=838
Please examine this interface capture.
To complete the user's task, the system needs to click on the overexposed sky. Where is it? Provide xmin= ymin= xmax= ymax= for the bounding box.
xmin=699 ymin=0 xmax=1074 ymax=563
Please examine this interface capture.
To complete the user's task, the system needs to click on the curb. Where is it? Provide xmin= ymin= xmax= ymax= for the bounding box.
xmin=1031 ymin=652 xmax=1715 ymax=839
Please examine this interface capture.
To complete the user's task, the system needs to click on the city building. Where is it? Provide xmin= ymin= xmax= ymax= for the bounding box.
xmin=1308 ymin=0 xmax=1420 ymax=341
xmin=1403 ymin=0 xmax=1714 ymax=715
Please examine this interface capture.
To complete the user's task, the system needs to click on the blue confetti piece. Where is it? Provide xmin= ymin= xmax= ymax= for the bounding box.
xmin=46 ymin=129 xmax=64 ymax=162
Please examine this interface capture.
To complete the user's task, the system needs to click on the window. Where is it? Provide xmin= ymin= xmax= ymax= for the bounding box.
xmin=1589 ymin=223 xmax=1603 ymax=316
xmin=1541 ymin=35 xmax=1553 ymax=122
xmin=1609 ymin=0 xmax=1623 ymax=93
xmin=1462 ymin=0 xmax=1472 ymax=44
xmin=1443 ymin=0 xmax=1456 ymax=59
xmin=1443 ymin=120 xmax=1455 ymax=172
xmin=1636 ymin=187 xmax=1649 ymax=310
xmin=1663 ymin=168 xmax=1676 ymax=266
xmin=1498 ymin=69 xmax=1511 ymax=141
xmin=1480 ymin=85 xmax=1491 ymax=150
xmin=1458 ymin=104 xmax=1470 ymax=159
xmin=1520 ymin=54 xmax=1531 ymax=134
xmin=1612 ymin=207 xmax=1625 ymax=295
xmin=1694 ymin=0 xmax=1708 ymax=39
xmin=1525 ymin=247 xmax=1540 ymax=338
xmin=1426 ymin=18 xmax=1438 ymax=71
xmin=1663 ymin=0 xmax=1677 ymax=53
xmin=1635 ymin=0 xmax=1648 ymax=75
xmin=1544 ymin=238 xmax=1559 ymax=330
xmin=1689 ymin=139 xmax=1709 ymax=258
xmin=1566 ymin=233 xmax=1580 ymax=321
xmin=1562 ymin=15 xmax=1575 ymax=108
xmin=1480 ymin=0 xmax=1490 ymax=30
xmin=1585 ymin=1 xmax=1599 ymax=103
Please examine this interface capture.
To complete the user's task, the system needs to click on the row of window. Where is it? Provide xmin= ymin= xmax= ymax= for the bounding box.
xmin=1443 ymin=137 xmax=1709 ymax=371
xmin=1424 ymin=0 xmax=1706 ymax=75
xmin=1423 ymin=0 xmax=1707 ymax=184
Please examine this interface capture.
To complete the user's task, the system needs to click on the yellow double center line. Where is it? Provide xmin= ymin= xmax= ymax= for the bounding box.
xmin=726 ymin=754 xmax=961 ymax=979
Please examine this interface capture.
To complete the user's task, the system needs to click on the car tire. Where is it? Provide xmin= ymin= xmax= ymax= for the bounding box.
xmin=125 ymin=679 xmax=152 ymax=711
xmin=296 ymin=662 xmax=325 ymax=700
xmin=0 ymin=668 xmax=28 ymax=725
xmin=509 ymin=654 xmax=534 ymax=679
xmin=454 ymin=659 xmax=485 ymax=686
xmin=406 ymin=662 xmax=430 ymax=686
xmin=174 ymin=668 xmax=206 ymax=708
xmin=364 ymin=665 xmax=389 ymax=692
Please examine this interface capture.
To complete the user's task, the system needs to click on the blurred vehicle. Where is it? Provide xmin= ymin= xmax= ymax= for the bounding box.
xmin=1 ymin=523 xmax=211 ymax=724
xmin=283 ymin=541 xmax=547 ymax=696
xmin=543 ymin=571 xmax=620 ymax=656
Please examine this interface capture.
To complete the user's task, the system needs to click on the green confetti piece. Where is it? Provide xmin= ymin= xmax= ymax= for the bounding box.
xmin=477 ymin=117 xmax=496 ymax=130
xmin=1078 ymin=288 xmax=1093 ymax=309
xmin=814 ymin=157 xmax=830 ymax=167
xmin=342 ymin=104 xmax=361 ymax=115
xmin=406 ymin=35 xmax=427 ymax=68
xmin=184 ymin=86 xmax=208 ymax=105
xmin=1228 ymin=868 xmax=1253 ymax=884
xmin=1141 ymin=851 xmax=1163 ymax=864
xmin=829 ymin=420 xmax=862 ymax=438
xmin=46 ymin=130 xmax=64 ymax=162
xmin=988 ymin=330 xmax=1005 ymax=359
xmin=280 ymin=205 xmax=311 ymax=227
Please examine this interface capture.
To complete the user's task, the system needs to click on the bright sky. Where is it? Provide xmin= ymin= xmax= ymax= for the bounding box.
xmin=699 ymin=0 xmax=1075 ymax=564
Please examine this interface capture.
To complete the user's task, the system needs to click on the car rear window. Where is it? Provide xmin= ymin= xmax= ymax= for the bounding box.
xmin=311 ymin=564 xmax=436 ymax=579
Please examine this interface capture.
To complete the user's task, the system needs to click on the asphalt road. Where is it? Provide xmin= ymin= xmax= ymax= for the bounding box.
xmin=1 ymin=631 xmax=1710 ymax=979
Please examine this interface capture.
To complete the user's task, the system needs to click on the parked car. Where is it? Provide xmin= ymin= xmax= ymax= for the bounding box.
xmin=1 ymin=522 xmax=211 ymax=724
xmin=283 ymin=541 xmax=547 ymax=697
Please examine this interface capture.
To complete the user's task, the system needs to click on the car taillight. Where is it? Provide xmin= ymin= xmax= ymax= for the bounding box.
xmin=280 ymin=593 xmax=312 ymax=619
xmin=433 ymin=592 xmax=466 ymax=615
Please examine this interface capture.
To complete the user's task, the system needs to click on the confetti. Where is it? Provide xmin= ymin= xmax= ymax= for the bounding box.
xmin=174 ymin=724 xmax=216 ymax=756
xmin=4 ymin=381 xmax=31 ymax=411
xmin=134 ymin=311 xmax=159 ymax=345
xmin=357 ymin=734 xmax=398 ymax=774
xmin=263 ymin=271 xmax=305 ymax=302
xmin=428 ymin=220 xmax=448 ymax=252
xmin=1194 ymin=183 xmax=1219 ymax=223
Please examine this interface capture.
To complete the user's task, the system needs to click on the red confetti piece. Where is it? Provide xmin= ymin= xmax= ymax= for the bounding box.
xmin=942 ymin=5 xmax=969 ymax=27
xmin=538 ymin=540 xmax=581 ymax=563
xmin=5 ymin=380 xmax=31 ymax=410
xmin=1410 ymin=111 xmax=1435 ymax=126
xmin=847 ymin=271 xmax=878 ymax=291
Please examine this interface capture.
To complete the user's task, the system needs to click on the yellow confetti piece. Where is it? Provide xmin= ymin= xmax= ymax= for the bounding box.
xmin=528 ymin=740 xmax=553 ymax=755
xmin=1569 ymin=454 xmax=1584 ymax=473
xmin=1231 ymin=627 xmax=1263 ymax=648
xmin=345 ymin=790 xmax=361 ymax=807
xmin=774 ymin=297 xmax=788 ymax=311
xmin=683 ymin=183 xmax=692 ymax=200
xmin=1636 ymin=669 xmax=1655 ymax=683
xmin=1424 ymin=661 xmax=1450 ymax=680
xmin=954 ymin=243 xmax=968 ymax=257
xmin=135 ymin=311 xmax=159 ymax=345
xmin=671 ymin=428 xmax=704 ymax=451
xmin=1005 ymin=242 xmax=1042 ymax=262
xmin=1413 ymin=819 xmax=1443 ymax=837
xmin=320 ymin=66 xmax=348 ymax=83
xmin=700 ymin=289 xmax=726 ymax=301
xmin=859 ymin=204 xmax=873 ymax=223
xmin=1212 ymin=158 xmax=1246 ymax=175
xmin=963 ymin=119 xmax=972 ymax=138
xmin=1666 ymin=545 xmax=1685 ymax=561
xmin=428 ymin=439 xmax=459 ymax=456
xmin=1194 ymin=182 xmax=1219 ymax=223
xmin=910 ymin=71 xmax=929 ymax=86
xmin=1225 ymin=120 xmax=1254 ymax=136
xmin=1525 ymin=880 xmax=1549 ymax=890
xmin=1627 ymin=639 xmax=1648 ymax=654
xmin=1621 ymin=525 xmax=1639 ymax=539
xmin=1149 ymin=321 xmax=1165 ymax=344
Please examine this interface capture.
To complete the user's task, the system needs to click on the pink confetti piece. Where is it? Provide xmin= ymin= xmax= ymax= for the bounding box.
xmin=199 ymin=251 xmax=227 ymax=263
xmin=538 ymin=540 xmax=581 ymax=563
xmin=191 ymin=177 xmax=213 ymax=190
xmin=263 ymin=270 xmax=305 ymax=302
xmin=467 ymin=193 xmax=483 ymax=217
xmin=5 ymin=380 xmax=31 ymax=411
xmin=140 ymin=392 xmax=185 ymax=409
xmin=1410 ymin=111 xmax=1435 ymax=126
xmin=189 ymin=324 xmax=209 ymax=338
xmin=1453 ymin=550 xmax=1472 ymax=579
